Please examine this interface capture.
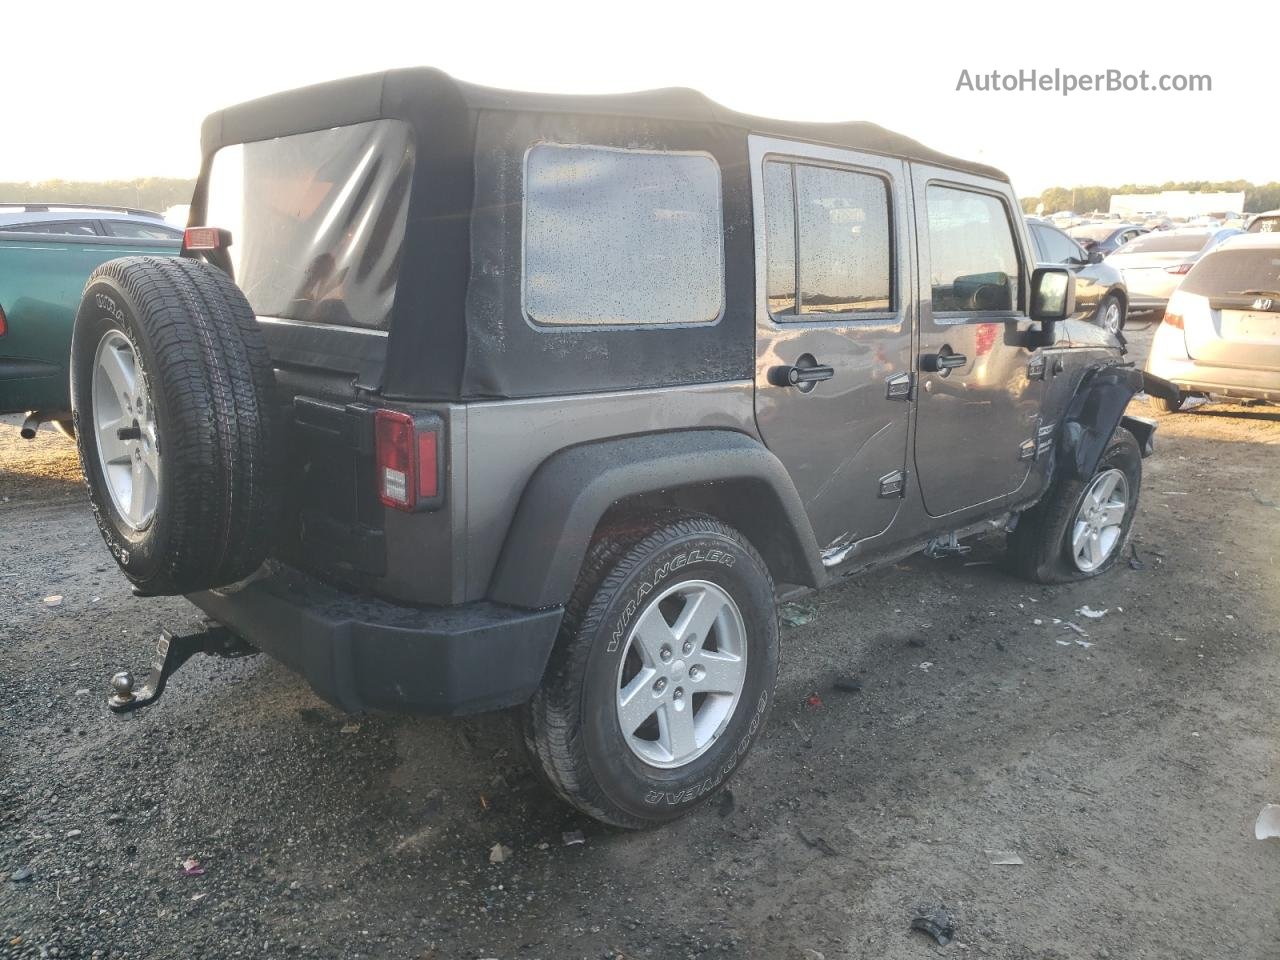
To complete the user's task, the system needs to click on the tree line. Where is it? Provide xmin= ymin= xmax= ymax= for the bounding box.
xmin=0 ymin=178 xmax=196 ymax=213
xmin=1021 ymin=180 xmax=1280 ymax=215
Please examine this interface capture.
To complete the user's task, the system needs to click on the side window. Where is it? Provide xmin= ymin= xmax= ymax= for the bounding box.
xmin=925 ymin=185 xmax=1020 ymax=314
xmin=1039 ymin=226 xmax=1084 ymax=263
xmin=106 ymin=220 xmax=182 ymax=240
xmin=0 ymin=219 xmax=100 ymax=236
xmin=522 ymin=143 xmax=725 ymax=327
xmin=763 ymin=159 xmax=893 ymax=319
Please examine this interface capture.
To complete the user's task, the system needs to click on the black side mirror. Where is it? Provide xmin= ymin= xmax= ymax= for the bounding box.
xmin=1030 ymin=267 xmax=1074 ymax=343
xmin=1088 ymin=249 xmax=1104 ymax=264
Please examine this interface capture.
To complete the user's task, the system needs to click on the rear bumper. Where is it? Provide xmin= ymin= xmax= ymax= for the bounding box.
xmin=1146 ymin=355 xmax=1280 ymax=401
xmin=187 ymin=565 xmax=563 ymax=715
xmin=1126 ymin=295 xmax=1168 ymax=315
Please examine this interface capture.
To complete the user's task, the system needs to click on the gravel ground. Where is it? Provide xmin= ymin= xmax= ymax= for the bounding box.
xmin=3 ymin=327 xmax=1279 ymax=959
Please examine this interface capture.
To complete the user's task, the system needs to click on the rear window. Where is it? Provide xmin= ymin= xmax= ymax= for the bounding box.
xmin=1249 ymin=215 xmax=1280 ymax=234
xmin=1122 ymin=232 xmax=1210 ymax=254
xmin=1182 ymin=246 xmax=1280 ymax=299
xmin=205 ymin=119 xmax=414 ymax=330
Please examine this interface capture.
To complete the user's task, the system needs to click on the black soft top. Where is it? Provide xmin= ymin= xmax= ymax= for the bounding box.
xmin=194 ymin=68 xmax=1011 ymax=402
xmin=201 ymin=67 xmax=1008 ymax=182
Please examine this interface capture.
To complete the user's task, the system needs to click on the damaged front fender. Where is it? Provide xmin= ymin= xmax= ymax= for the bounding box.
xmin=1059 ymin=364 xmax=1148 ymax=481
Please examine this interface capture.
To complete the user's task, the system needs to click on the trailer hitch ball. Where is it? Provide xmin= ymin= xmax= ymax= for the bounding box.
xmin=109 ymin=670 xmax=136 ymax=707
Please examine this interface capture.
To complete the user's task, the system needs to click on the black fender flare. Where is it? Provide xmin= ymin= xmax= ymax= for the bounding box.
xmin=487 ymin=430 xmax=823 ymax=610
xmin=1058 ymin=364 xmax=1148 ymax=481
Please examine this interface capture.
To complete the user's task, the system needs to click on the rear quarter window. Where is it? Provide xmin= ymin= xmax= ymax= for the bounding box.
xmin=522 ymin=143 xmax=725 ymax=327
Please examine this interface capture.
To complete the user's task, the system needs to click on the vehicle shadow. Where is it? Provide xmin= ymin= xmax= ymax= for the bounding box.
xmin=1185 ymin=404 xmax=1280 ymax=423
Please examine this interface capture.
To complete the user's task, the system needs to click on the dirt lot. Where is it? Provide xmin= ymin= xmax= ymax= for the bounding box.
xmin=3 ymin=327 xmax=1278 ymax=960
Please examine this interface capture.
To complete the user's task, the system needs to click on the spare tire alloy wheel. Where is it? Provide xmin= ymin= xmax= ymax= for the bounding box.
xmin=92 ymin=330 xmax=159 ymax=530
xmin=525 ymin=516 xmax=779 ymax=828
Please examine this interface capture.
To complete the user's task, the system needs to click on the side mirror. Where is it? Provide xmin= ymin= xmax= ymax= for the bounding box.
xmin=1030 ymin=267 xmax=1074 ymax=343
xmin=1088 ymin=249 xmax=1104 ymax=264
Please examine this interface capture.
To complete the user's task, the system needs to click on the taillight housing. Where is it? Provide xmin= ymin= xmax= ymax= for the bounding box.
xmin=1161 ymin=308 xmax=1184 ymax=329
xmin=1164 ymin=262 xmax=1193 ymax=275
xmin=374 ymin=409 xmax=443 ymax=512
xmin=182 ymin=226 xmax=232 ymax=251
xmin=0 ymin=301 xmax=7 ymax=337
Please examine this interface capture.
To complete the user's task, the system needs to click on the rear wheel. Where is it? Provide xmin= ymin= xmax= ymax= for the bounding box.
xmin=523 ymin=515 xmax=779 ymax=828
xmin=1007 ymin=427 xmax=1142 ymax=584
xmin=1095 ymin=293 xmax=1125 ymax=334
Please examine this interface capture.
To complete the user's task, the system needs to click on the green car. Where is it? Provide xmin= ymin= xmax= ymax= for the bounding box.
xmin=0 ymin=206 xmax=181 ymax=435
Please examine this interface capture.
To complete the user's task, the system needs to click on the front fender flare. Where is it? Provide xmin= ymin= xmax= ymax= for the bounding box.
xmin=1059 ymin=364 xmax=1146 ymax=481
xmin=488 ymin=430 xmax=823 ymax=610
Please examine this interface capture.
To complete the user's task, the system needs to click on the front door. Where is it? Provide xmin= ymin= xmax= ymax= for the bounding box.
xmin=911 ymin=166 xmax=1043 ymax=517
xmin=749 ymin=136 xmax=915 ymax=560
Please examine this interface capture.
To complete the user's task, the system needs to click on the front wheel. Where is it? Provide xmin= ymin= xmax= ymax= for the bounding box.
xmin=523 ymin=515 xmax=779 ymax=828
xmin=1007 ymin=427 xmax=1142 ymax=584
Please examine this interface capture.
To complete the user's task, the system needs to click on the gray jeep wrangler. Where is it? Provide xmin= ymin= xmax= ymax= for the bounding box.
xmin=69 ymin=68 xmax=1156 ymax=828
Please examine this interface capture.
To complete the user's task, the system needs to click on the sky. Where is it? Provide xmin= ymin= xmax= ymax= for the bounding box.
xmin=2 ymin=0 xmax=1271 ymax=199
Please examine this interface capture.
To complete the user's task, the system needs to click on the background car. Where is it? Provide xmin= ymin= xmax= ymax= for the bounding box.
xmin=1247 ymin=209 xmax=1280 ymax=234
xmin=0 ymin=206 xmax=181 ymax=433
xmin=1145 ymin=232 xmax=1280 ymax=412
xmin=1068 ymin=222 xmax=1147 ymax=257
xmin=1026 ymin=218 xmax=1129 ymax=333
xmin=0 ymin=204 xmax=184 ymax=240
xmin=1104 ymin=226 xmax=1242 ymax=318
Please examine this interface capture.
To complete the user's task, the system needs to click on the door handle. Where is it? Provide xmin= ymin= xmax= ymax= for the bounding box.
xmin=769 ymin=363 xmax=835 ymax=388
xmin=920 ymin=350 xmax=967 ymax=373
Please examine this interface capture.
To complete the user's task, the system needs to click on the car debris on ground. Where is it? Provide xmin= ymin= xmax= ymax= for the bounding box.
xmin=910 ymin=904 xmax=956 ymax=946
xmin=1255 ymin=805 xmax=1280 ymax=840
xmin=985 ymin=850 xmax=1025 ymax=865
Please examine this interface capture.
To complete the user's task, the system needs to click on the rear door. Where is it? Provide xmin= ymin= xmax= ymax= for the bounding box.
xmin=749 ymin=135 xmax=915 ymax=559
xmin=911 ymin=166 xmax=1043 ymax=517
xmin=1180 ymin=243 xmax=1280 ymax=372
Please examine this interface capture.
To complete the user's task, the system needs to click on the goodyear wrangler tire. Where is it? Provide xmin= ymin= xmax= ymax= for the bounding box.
xmin=69 ymin=256 xmax=279 ymax=596
xmin=523 ymin=515 xmax=779 ymax=828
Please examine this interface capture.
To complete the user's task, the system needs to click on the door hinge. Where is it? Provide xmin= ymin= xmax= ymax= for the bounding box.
xmin=1026 ymin=354 xmax=1047 ymax=381
xmin=885 ymin=372 xmax=915 ymax=401
xmin=879 ymin=469 xmax=907 ymax=498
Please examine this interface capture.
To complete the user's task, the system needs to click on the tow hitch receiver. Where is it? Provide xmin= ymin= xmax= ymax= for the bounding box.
xmin=107 ymin=624 xmax=257 ymax=713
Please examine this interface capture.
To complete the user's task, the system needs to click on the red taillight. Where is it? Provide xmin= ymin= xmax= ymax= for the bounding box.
xmin=0 ymin=302 xmax=7 ymax=337
xmin=374 ymin=409 xmax=442 ymax=511
xmin=1164 ymin=262 xmax=1192 ymax=275
xmin=182 ymin=226 xmax=230 ymax=251
xmin=1162 ymin=309 xmax=1184 ymax=329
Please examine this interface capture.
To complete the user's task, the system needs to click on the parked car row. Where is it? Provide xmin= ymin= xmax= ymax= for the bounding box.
xmin=1106 ymin=227 xmax=1243 ymax=318
xmin=1145 ymin=232 xmax=1280 ymax=411
xmin=1025 ymin=217 xmax=1129 ymax=333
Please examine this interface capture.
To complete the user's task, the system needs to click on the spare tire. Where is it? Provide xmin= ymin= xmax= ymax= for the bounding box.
xmin=70 ymin=256 xmax=279 ymax=596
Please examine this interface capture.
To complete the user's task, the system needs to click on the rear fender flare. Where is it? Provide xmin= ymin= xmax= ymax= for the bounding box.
xmin=487 ymin=430 xmax=823 ymax=610
xmin=1058 ymin=364 xmax=1146 ymax=481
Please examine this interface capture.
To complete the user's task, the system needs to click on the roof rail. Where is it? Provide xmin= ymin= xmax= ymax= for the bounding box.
xmin=0 ymin=202 xmax=165 ymax=219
